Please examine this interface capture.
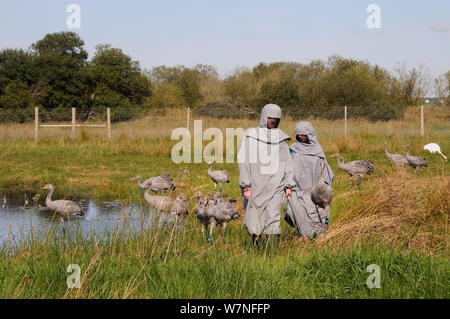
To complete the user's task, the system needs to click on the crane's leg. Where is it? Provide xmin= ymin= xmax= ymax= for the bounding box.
xmin=219 ymin=183 xmax=222 ymax=193
xmin=214 ymin=183 xmax=217 ymax=192
xmin=357 ymin=176 xmax=361 ymax=189
xmin=208 ymin=219 xmax=216 ymax=243
xmin=221 ymin=222 xmax=227 ymax=237
xmin=416 ymin=167 xmax=419 ymax=176
xmin=347 ymin=176 xmax=353 ymax=190
xmin=201 ymin=224 xmax=206 ymax=237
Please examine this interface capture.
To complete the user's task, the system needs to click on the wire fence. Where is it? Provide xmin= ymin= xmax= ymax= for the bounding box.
xmin=0 ymin=105 xmax=448 ymax=141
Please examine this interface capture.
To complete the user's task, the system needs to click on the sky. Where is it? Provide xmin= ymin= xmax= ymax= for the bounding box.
xmin=1 ymin=0 xmax=449 ymax=79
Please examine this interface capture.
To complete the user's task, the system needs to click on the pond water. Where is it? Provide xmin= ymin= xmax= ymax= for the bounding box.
xmin=0 ymin=190 xmax=179 ymax=249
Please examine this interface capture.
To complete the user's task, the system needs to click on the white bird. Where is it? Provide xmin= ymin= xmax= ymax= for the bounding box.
xmin=424 ymin=143 xmax=447 ymax=161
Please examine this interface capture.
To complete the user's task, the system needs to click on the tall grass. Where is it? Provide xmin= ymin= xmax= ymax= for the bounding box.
xmin=0 ymin=207 xmax=448 ymax=299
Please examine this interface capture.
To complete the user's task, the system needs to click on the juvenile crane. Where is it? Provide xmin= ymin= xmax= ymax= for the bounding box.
xmin=331 ymin=153 xmax=375 ymax=188
xmin=143 ymin=186 xmax=188 ymax=215
xmin=42 ymin=184 xmax=84 ymax=218
xmin=194 ymin=192 xmax=239 ymax=242
xmin=384 ymin=142 xmax=409 ymax=166
xmin=311 ymin=161 xmax=333 ymax=209
xmin=207 ymin=163 xmax=230 ymax=193
xmin=405 ymin=144 xmax=427 ymax=175
xmin=131 ymin=172 xmax=175 ymax=194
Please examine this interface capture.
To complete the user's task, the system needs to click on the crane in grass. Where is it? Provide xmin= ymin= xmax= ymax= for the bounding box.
xmin=330 ymin=153 xmax=375 ymax=189
xmin=405 ymin=144 xmax=427 ymax=175
xmin=194 ymin=192 xmax=239 ymax=243
xmin=131 ymin=172 xmax=175 ymax=194
xmin=207 ymin=162 xmax=230 ymax=193
xmin=384 ymin=142 xmax=409 ymax=166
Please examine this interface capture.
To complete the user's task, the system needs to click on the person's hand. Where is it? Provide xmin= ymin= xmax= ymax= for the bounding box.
xmin=243 ymin=188 xmax=251 ymax=200
xmin=285 ymin=188 xmax=292 ymax=197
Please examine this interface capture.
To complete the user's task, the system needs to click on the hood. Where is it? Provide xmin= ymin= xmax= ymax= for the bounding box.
xmin=259 ymin=104 xmax=282 ymax=128
xmin=290 ymin=121 xmax=325 ymax=157
xmin=245 ymin=104 xmax=289 ymax=143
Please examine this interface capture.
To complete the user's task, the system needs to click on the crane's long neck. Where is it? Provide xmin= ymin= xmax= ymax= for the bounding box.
xmin=144 ymin=187 xmax=152 ymax=202
xmin=46 ymin=188 xmax=54 ymax=206
xmin=406 ymin=146 xmax=410 ymax=156
xmin=337 ymin=156 xmax=344 ymax=166
xmin=384 ymin=144 xmax=390 ymax=156
xmin=136 ymin=177 xmax=144 ymax=188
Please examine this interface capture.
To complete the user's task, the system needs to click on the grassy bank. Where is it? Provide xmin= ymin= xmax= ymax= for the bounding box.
xmin=1 ymin=214 xmax=448 ymax=298
xmin=0 ymin=107 xmax=449 ymax=298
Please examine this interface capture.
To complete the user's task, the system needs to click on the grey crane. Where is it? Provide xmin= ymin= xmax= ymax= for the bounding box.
xmin=311 ymin=160 xmax=333 ymax=209
xmin=131 ymin=172 xmax=175 ymax=194
xmin=213 ymin=197 xmax=239 ymax=237
xmin=405 ymin=144 xmax=427 ymax=175
xmin=384 ymin=142 xmax=409 ymax=167
xmin=143 ymin=187 xmax=188 ymax=216
xmin=143 ymin=188 xmax=175 ymax=213
xmin=207 ymin=163 xmax=230 ymax=193
xmin=194 ymin=192 xmax=239 ymax=243
xmin=331 ymin=153 xmax=375 ymax=188
xmin=194 ymin=192 xmax=217 ymax=242
xmin=130 ymin=175 xmax=152 ymax=189
xmin=170 ymin=193 xmax=190 ymax=215
xmin=42 ymin=184 xmax=84 ymax=218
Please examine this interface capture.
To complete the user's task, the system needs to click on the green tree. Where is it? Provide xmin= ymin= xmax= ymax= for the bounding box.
xmin=30 ymin=31 xmax=89 ymax=112
xmin=0 ymin=49 xmax=36 ymax=93
xmin=150 ymin=65 xmax=202 ymax=108
xmin=89 ymin=44 xmax=152 ymax=120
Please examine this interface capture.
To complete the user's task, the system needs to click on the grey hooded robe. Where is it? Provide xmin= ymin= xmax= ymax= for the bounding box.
xmin=238 ymin=104 xmax=295 ymax=235
xmin=284 ymin=121 xmax=335 ymax=240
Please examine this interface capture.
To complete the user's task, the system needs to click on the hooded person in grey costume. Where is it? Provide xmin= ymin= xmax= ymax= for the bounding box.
xmin=284 ymin=121 xmax=334 ymax=241
xmin=237 ymin=104 xmax=295 ymax=245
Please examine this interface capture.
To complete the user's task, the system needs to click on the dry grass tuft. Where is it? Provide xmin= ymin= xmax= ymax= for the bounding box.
xmin=316 ymin=169 xmax=449 ymax=255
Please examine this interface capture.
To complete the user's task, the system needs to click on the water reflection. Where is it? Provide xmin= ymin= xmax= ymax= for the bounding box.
xmin=0 ymin=191 xmax=180 ymax=249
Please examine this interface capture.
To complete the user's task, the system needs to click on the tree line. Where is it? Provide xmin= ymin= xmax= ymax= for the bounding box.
xmin=0 ymin=31 xmax=448 ymax=123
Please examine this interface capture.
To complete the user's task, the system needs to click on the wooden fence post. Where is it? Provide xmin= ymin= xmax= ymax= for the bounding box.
xmin=187 ymin=107 xmax=190 ymax=131
xmin=35 ymin=107 xmax=39 ymax=141
xmin=420 ymin=105 xmax=424 ymax=137
xmin=72 ymin=107 xmax=76 ymax=139
xmin=107 ymin=107 xmax=111 ymax=140
xmin=344 ymin=106 xmax=348 ymax=136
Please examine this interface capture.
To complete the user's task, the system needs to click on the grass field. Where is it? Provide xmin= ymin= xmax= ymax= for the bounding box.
xmin=0 ymin=106 xmax=448 ymax=298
